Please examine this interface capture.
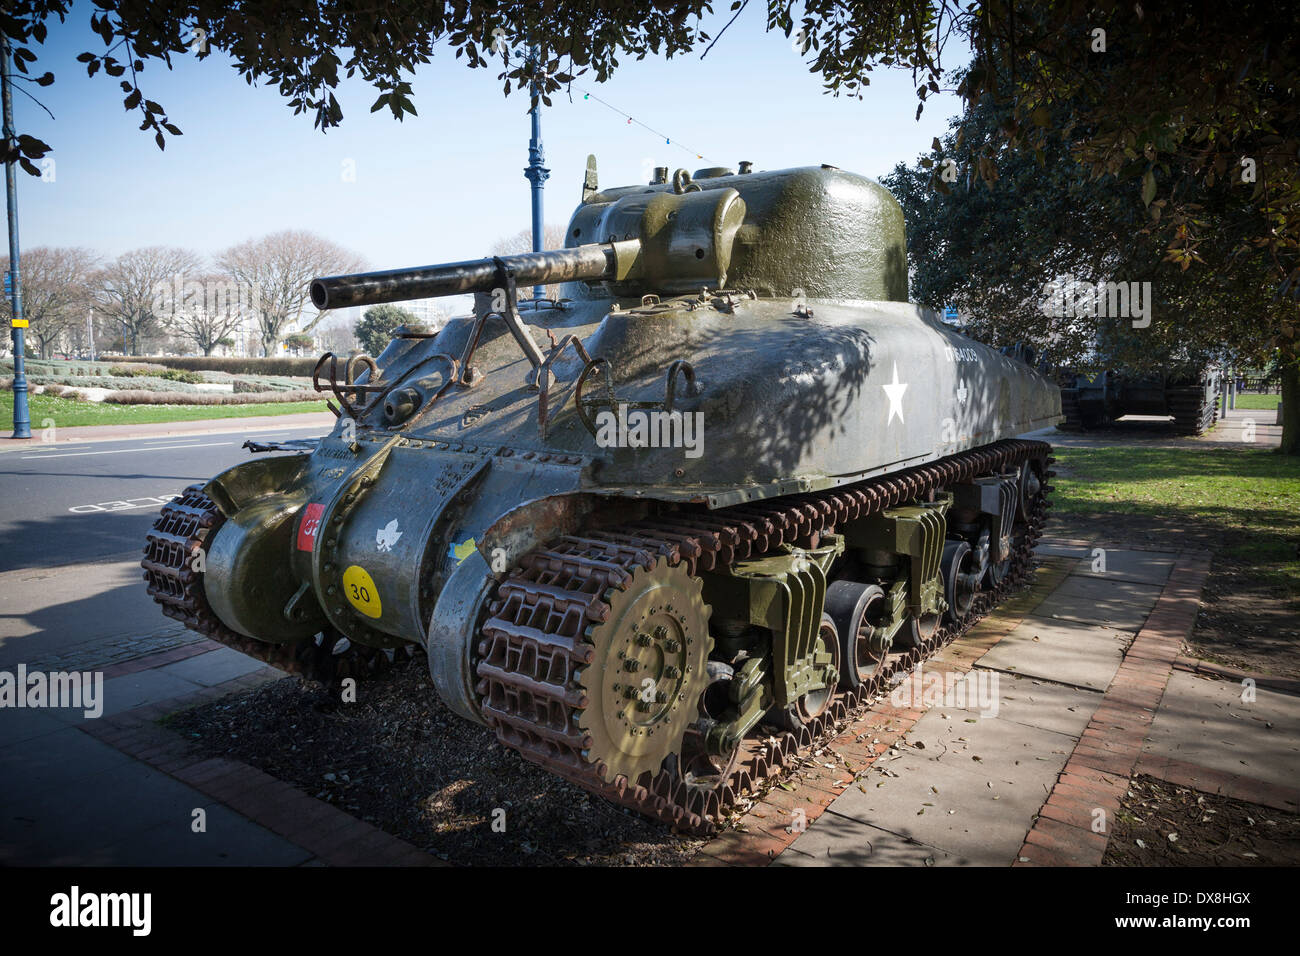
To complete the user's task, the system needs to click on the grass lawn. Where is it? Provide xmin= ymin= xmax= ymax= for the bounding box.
xmin=0 ymin=392 xmax=330 ymax=428
xmin=1050 ymin=445 xmax=1299 ymax=591
xmin=1232 ymin=392 xmax=1281 ymax=410
xmin=1049 ymin=444 xmax=1300 ymax=676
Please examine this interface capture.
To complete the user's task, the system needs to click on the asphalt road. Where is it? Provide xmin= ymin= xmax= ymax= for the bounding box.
xmin=0 ymin=425 xmax=328 ymax=573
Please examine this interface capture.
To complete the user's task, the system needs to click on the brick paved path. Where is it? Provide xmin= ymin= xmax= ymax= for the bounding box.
xmin=694 ymin=538 xmax=1299 ymax=867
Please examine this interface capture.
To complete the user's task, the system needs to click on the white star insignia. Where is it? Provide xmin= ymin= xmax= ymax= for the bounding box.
xmin=957 ymin=382 xmax=969 ymax=405
xmin=882 ymin=361 xmax=908 ymax=425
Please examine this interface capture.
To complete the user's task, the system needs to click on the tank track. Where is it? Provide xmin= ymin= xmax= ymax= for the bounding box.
xmin=1168 ymin=383 xmax=1219 ymax=435
xmin=141 ymin=485 xmax=420 ymax=683
xmin=474 ymin=439 xmax=1054 ymax=835
xmin=1058 ymin=388 xmax=1087 ymax=431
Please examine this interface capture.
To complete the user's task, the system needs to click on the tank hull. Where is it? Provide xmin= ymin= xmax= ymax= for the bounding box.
xmin=177 ymin=293 xmax=1058 ymax=653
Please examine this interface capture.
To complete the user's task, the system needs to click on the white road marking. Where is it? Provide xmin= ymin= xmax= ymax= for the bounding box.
xmin=21 ymin=441 xmax=232 ymax=460
xmin=68 ymin=495 xmax=179 ymax=514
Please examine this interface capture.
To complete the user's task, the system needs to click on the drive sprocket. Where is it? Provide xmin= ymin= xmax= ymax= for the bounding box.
xmin=577 ymin=557 xmax=713 ymax=783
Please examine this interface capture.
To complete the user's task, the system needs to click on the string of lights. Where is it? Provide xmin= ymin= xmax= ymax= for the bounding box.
xmin=574 ymin=87 xmax=715 ymax=164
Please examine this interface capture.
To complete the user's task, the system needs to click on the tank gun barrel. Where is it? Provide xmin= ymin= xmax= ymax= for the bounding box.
xmin=310 ymin=239 xmax=640 ymax=311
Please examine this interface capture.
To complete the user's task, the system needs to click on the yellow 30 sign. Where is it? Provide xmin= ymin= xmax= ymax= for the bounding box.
xmin=342 ymin=565 xmax=382 ymax=619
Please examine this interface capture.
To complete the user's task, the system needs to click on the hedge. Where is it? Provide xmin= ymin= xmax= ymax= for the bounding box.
xmin=102 ymin=389 xmax=323 ymax=406
xmin=108 ymin=363 xmax=168 ymax=376
xmin=112 ymin=355 xmax=319 ymax=376
xmin=232 ymin=376 xmax=305 ymax=393
xmin=29 ymin=374 xmax=199 ymax=392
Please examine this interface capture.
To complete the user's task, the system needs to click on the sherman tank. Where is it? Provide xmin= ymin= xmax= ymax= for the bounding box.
xmin=1059 ymin=367 xmax=1221 ymax=434
xmin=143 ymin=162 xmax=1061 ymax=833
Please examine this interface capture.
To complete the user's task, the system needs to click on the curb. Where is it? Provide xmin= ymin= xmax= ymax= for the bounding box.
xmin=1172 ymin=656 xmax=1300 ymax=697
xmin=100 ymin=639 xmax=222 ymax=680
xmin=0 ymin=411 xmax=333 ymax=453
xmin=1133 ymin=753 xmax=1300 ymax=814
xmin=1015 ymin=550 xmax=1216 ymax=866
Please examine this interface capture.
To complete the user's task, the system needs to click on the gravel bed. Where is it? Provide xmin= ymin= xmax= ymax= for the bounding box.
xmin=1103 ymin=774 xmax=1300 ymax=865
xmin=169 ymin=659 xmax=706 ymax=866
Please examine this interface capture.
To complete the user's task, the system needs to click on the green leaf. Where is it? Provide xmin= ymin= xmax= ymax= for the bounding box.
xmin=1141 ymin=170 xmax=1156 ymax=207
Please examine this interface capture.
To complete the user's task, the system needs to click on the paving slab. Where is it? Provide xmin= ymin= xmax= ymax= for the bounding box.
xmin=1029 ymin=586 xmax=1155 ymax=632
xmin=818 ymin=749 xmax=1057 ymax=865
xmin=94 ymin=803 xmax=315 ymax=867
xmin=44 ymin=668 xmax=202 ymax=724
xmin=159 ymin=646 xmax=267 ymax=687
xmin=0 ymin=705 xmax=68 ymax=747
xmin=1033 ymin=538 xmax=1095 ymax=559
xmin=939 ymin=672 xmax=1102 ymax=738
xmin=776 ymin=811 xmax=956 ymax=866
xmin=976 ymin=616 xmax=1131 ymax=691
xmin=1047 ymin=574 xmax=1164 ymax=610
xmin=897 ymin=707 xmax=1078 ymax=788
xmin=1141 ymin=671 xmax=1300 ymax=791
xmin=1070 ymin=549 xmax=1178 ymax=587
xmin=0 ymin=756 xmax=217 ymax=864
xmin=0 ymin=725 xmax=131 ymax=799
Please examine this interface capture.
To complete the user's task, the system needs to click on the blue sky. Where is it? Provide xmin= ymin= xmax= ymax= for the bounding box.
xmin=14 ymin=6 xmax=966 ymax=271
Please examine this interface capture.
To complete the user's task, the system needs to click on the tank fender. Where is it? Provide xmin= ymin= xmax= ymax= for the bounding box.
xmin=479 ymin=493 xmax=608 ymax=574
xmin=427 ymin=547 xmax=494 ymax=724
xmin=427 ymin=491 xmax=645 ymax=722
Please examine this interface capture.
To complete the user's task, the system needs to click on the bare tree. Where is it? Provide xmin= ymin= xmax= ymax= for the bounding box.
xmin=491 ymin=225 xmax=569 ymax=301
xmin=217 ymin=230 xmax=364 ymax=356
xmin=96 ymin=246 xmax=201 ymax=356
xmin=316 ymin=317 xmax=360 ymax=355
xmin=165 ymin=273 xmax=252 ymax=355
xmin=0 ymin=247 xmax=100 ymax=359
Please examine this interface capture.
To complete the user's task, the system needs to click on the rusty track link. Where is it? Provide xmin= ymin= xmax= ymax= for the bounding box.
xmin=141 ymin=485 xmax=418 ymax=683
xmin=475 ymin=439 xmax=1054 ymax=835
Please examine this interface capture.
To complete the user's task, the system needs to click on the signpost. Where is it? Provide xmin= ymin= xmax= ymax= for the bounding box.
xmin=2 ymin=34 xmax=31 ymax=438
xmin=523 ymin=44 xmax=549 ymax=301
